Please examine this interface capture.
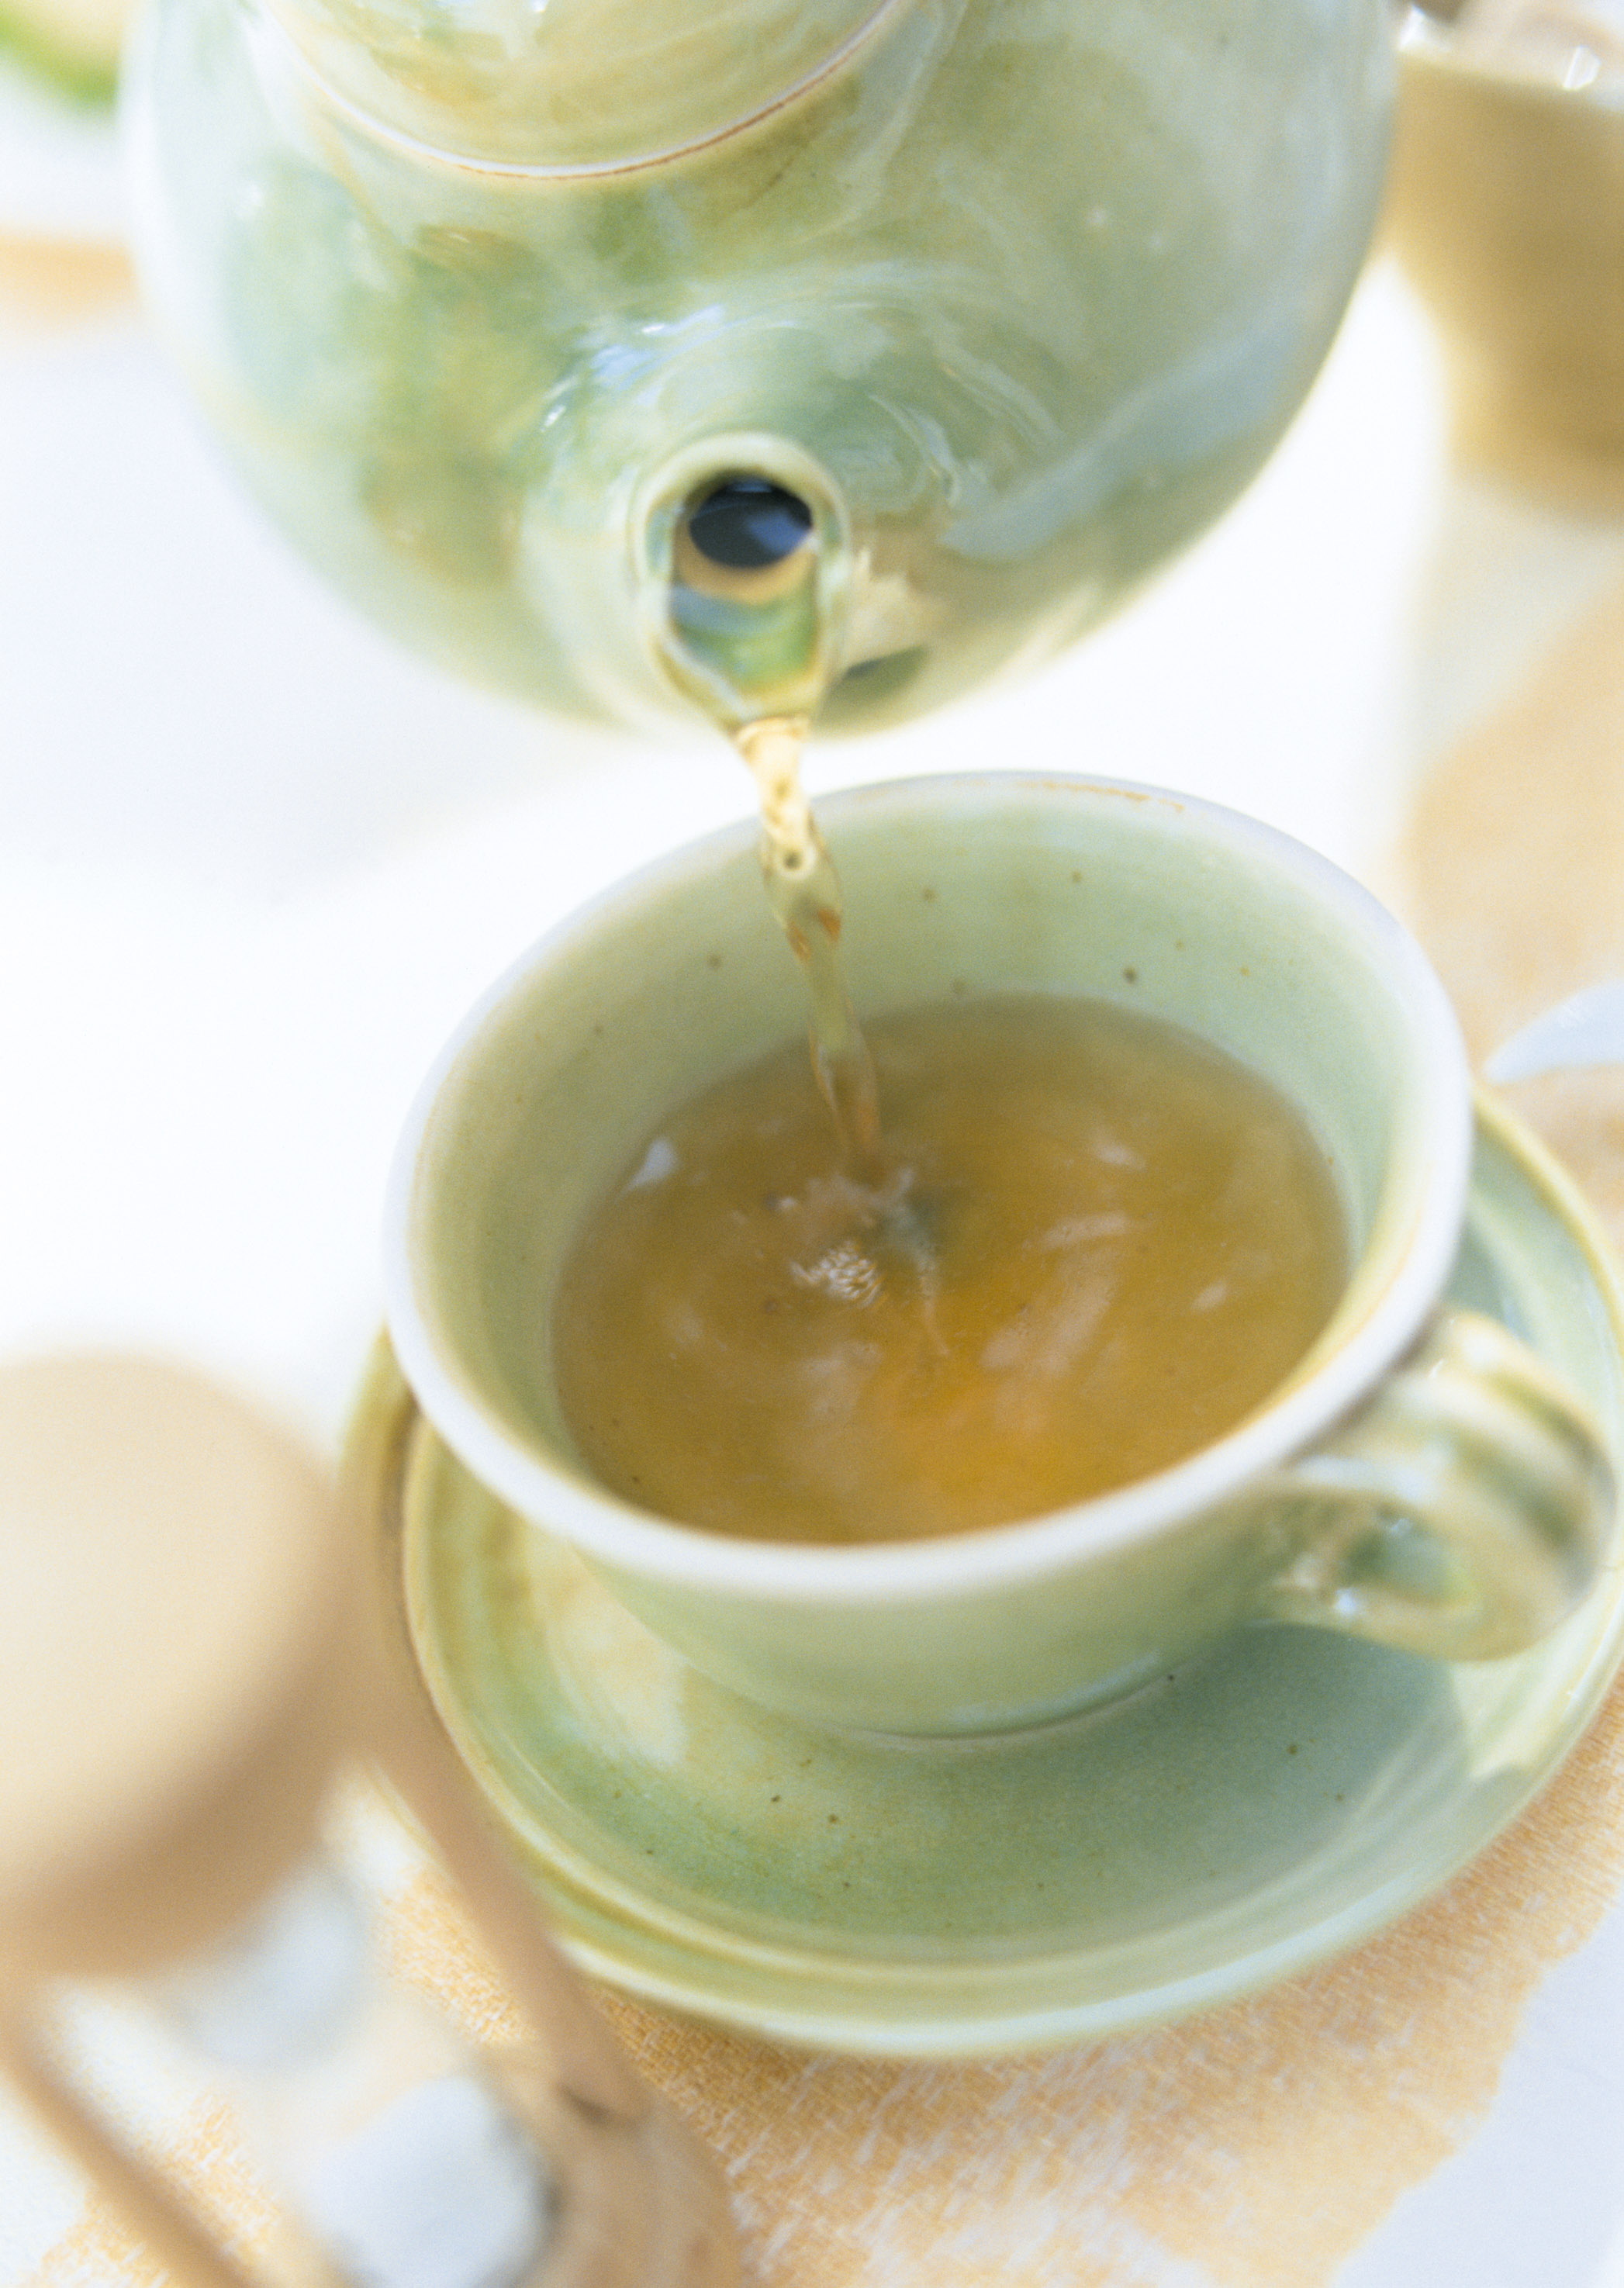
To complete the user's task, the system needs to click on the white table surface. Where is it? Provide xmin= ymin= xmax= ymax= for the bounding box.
xmin=7 ymin=126 xmax=1624 ymax=2283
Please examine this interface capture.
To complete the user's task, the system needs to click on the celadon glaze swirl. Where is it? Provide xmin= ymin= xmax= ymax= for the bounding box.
xmin=125 ymin=0 xmax=1391 ymax=735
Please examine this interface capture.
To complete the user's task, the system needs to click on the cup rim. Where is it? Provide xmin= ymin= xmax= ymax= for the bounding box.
xmin=1399 ymin=4 xmax=1624 ymax=107
xmin=384 ymin=771 xmax=1474 ymax=1606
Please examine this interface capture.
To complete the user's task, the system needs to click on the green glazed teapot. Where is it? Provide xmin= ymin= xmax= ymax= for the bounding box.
xmin=125 ymin=0 xmax=1392 ymax=737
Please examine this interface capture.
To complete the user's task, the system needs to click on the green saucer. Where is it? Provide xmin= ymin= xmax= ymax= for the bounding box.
xmin=352 ymin=1095 xmax=1624 ymax=2058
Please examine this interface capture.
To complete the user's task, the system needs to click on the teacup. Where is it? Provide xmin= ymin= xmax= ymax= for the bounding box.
xmin=1388 ymin=2 xmax=1624 ymax=498
xmin=384 ymin=773 xmax=1615 ymax=1737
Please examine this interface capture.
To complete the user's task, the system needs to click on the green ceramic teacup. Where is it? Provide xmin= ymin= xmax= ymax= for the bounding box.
xmin=385 ymin=775 xmax=1615 ymax=1737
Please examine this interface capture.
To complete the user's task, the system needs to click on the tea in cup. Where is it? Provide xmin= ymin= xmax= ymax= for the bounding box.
xmin=550 ymin=989 xmax=1349 ymax=1546
xmin=385 ymin=774 xmax=1614 ymax=1737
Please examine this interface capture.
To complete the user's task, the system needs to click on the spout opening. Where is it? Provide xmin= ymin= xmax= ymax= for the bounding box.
xmin=682 ymin=477 xmax=815 ymax=579
xmin=634 ymin=435 xmax=851 ymax=732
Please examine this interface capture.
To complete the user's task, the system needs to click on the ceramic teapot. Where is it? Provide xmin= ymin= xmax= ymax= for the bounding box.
xmin=125 ymin=0 xmax=1392 ymax=738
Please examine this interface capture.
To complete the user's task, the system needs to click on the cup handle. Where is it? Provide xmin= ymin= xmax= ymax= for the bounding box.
xmin=1485 ymin=980 xmax=1624 ymax=1084
xmin=1256 ymin=1310 xmax=1615 ymax=1660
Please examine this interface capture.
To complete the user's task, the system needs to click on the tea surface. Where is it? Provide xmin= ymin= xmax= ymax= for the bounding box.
xmin=552 ymin=995 xmax=1346 ymax=1545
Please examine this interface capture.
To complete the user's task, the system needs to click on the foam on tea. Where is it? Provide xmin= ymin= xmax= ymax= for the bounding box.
xmin=551 ymin=994 xmax=1346 ymax=1546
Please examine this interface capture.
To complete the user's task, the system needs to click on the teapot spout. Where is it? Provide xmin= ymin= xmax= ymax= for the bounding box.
xmin=634 ymin=436 xmax=852 ymax=733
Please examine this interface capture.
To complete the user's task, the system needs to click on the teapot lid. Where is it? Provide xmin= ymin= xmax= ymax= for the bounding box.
xmin=263 ymin=0 xmax=903 ymax=173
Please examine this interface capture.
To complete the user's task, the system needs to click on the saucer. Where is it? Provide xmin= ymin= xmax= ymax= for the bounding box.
xmin=350 ymin=1094 xmax=1624 ymax=2058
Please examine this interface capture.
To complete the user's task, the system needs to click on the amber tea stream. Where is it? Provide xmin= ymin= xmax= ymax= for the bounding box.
xmin=735 ymin=711 xmax=883 ymax=1177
